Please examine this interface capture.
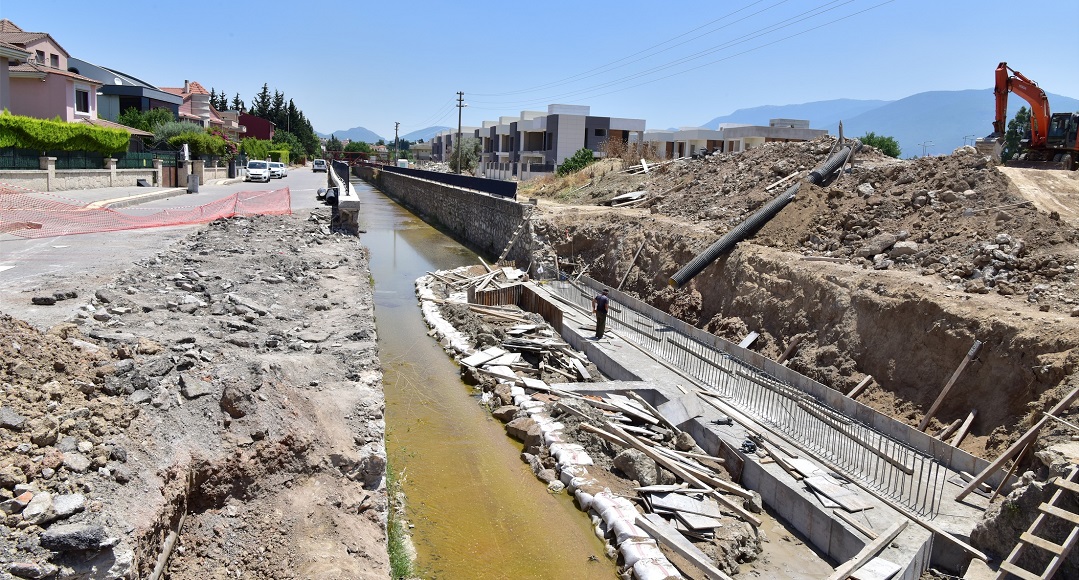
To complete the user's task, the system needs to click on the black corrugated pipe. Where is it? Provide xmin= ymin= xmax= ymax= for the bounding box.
xmin=668 ymin=141 xmax=861 ymax=288
xmin=668 ymin=183 xmax=799 ymax=287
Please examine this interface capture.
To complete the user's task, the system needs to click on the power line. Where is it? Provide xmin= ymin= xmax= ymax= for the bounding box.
xmin=466 ymin=1 xmax=892 ymax=111
xmin=469 ymin=0 xmax=786 ymax=98
xmin=468 ymin=0 xmax=857 ymax=108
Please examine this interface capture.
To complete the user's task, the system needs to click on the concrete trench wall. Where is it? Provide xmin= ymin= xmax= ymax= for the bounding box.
xmin=355 ymin=166 xmax=533 ymax=265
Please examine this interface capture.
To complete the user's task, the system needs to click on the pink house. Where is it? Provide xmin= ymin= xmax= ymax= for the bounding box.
xmin=0 ymin=19 xmax=102 ymax=122
xmin=0 ymin=39 xmax=30 ymax=111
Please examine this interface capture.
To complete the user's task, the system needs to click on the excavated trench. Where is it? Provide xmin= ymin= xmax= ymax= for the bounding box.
xmin=530 ymin=209 xmax=1079 ymax=460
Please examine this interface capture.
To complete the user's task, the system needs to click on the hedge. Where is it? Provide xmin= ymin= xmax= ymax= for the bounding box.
xmin=167 ymin=131 xmax=226 ymax=157
xmin=268 ymin=150 xmax=289 ymax=164
xmin=241 ymin=138 xmax=271 ymax=160
xmin=0 ymin=111 xmax=129 ymax=154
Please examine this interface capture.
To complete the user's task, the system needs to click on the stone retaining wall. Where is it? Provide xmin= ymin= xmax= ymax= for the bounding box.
xmin=0 ymin=168 xmax=157 ymax=192
xmin=356 ymin=165 xmax=533 ymax=264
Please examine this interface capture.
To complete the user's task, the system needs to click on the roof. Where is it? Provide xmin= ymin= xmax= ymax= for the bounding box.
xmin=0 ymin=20 xmax=70 ymax=58
xmin=8 ymin=60 xmax=101 ymax=84
xmin=160 ymin=80 xmax=210 ymax=97
xmin=78 ymin=118 xmax=153 ymax=137
xmin=0 ymin=40 xmax=29 ymax=61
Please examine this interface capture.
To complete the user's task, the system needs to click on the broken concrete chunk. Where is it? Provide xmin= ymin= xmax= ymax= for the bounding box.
xmin=51 ymin=494 xmax=86 ymax=519
xmin=39 ymin=522 xmax=110 ymax=552
xmin=62 ymin=452 xmax=91 ymax=473
xmin=855 ymin=233 xmax=898 ymax=258
xmin=179 ymin=373 xmax=214 ymax=399
xmin=0 ymin=406 xmax=26 ymax=431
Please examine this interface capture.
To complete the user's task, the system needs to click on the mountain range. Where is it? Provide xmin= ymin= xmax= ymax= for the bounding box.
xmin=702 ymin=89 xmax=1079 ymax=158
xmin=315 ymin=125 xmax=450 ymax=144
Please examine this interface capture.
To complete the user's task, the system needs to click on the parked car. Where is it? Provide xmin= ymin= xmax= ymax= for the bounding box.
xmin=312 ymin=159 xmax=327 ymax=172
xmin=245 ymin=160 xmax=271 ymax=183
xmin=269 ymin=162 xmax=287 ymax=178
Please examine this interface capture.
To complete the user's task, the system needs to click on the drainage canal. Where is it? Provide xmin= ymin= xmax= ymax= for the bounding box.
xmin=355 ymin=179 xmax=613 ymax=578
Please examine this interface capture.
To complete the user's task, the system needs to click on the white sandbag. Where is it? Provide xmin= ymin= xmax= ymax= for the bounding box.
xmin=619 ymin=538 xmax=664 ymax=567
xmin=509 ymin=386 xmax=525 ymax=397
xmin=568 ymin=476 xmax=597 ymax=494
xmin=574 ymin=487 xmax=595 ymax=511
xmin=632 ymin=557 xmax=682 ymax=580
xmin=560 ymin=464 xmax=586 ymax=486
xmin=550 ymin=443 xmax=594 ymax=466
xmin=544 ymin=430 xmax=565 ymax=445
xmin=537 ymin=420 xmax=565 ymax=434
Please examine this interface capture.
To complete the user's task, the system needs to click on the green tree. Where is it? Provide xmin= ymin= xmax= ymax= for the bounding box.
xmin=117 ymin=107 xmax=174 ymax=133
xmin=209 ymin=88 xmax=219 ymax=109
xmin=860 ymin=132 xmax=901 ymax=158
xmin=241 ymin=138 xmax=272 ymax=160
xmin=448 ymin=137 xmax=481 ymax=173
xmin=231 ymin=93 xmax=245 ymax=111
xmin=270 ymin=90 xmax=286 ymax=128
xmin=1002 ymin=106 xmax=1031 ymax=162
xmin=154 ymin=121 xmax=196 ymax=145
xmin=250 ymin=83 xmax=271 ymax=117
xmin=557 ymin=148 xmax=596 ymax=176
xmin=272 ymin=130 xmax=306 ymax=161
xmin=344 ymin=140 xmax=372 ymax=153
xmin=326 ymin=134 xmax=343 ymax=152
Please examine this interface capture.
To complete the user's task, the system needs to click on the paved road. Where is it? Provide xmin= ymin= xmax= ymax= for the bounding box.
xmin=0 ymin=166 xmax=333 ymax=328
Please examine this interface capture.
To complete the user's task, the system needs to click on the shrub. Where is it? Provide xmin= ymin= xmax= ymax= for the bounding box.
xmin=154 ymin=121 xmax=195 ymax=145
xmin=860 ymin=132 xmax=901 ymax=158
xmin=268 ymin=150 xmax=289 ymax=164
xmin=167 ymin=131 xmax=226 ymax=157
xmin=241 ymin=138 xmax=272 ymax=160
xmin=0 ymin=110 xmax=129 ymax=154
xmin=557 ymin=148 xmax=596 ymax=176
xmin=117 ymin=107 xmax=174 ymax=133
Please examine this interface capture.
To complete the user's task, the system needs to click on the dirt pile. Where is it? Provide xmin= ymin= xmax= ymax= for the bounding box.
xmin=0 ymin=211 xmax=388 ymax=579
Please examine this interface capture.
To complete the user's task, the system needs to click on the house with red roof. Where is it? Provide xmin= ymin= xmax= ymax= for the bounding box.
xmin=160 ymin=80 xmax=246 ymax=141
xmin=0 ymin=19 xmax=103 ymax=121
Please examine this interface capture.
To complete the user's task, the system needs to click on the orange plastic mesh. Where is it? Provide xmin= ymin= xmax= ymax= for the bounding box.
xmin=0 ymin=187 xmax=292 ymax=238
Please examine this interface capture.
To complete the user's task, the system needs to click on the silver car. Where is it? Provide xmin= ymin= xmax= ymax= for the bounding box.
xmin=245 ymin=160 xmax=271 ymax=182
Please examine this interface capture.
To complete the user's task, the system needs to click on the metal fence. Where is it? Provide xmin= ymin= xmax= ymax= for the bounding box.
xmin=115 ymin=152 xmax=156 ymax=169
xmin=378 ymin=164 xmax=517 ymax=200
xmin=0 ymin=148 xmax=40 ymax=170
xmin=331 ymin=160 xmax=350 ymax=194
xmin=47 ymin=150 xmax=104 ymax=170
xmin=548 ymin=278 xmax=945 ymax=517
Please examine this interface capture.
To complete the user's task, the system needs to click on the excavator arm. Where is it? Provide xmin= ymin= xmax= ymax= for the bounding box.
xmin=993 ymin=62 xmax=1052 ymax=148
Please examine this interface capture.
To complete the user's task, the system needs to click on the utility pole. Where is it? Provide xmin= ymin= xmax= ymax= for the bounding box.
xmin=456 ymin=91 xmax=465 ymax=174
xmin=394 ymin=121 xmax=400 ymax=166
xmin=963 ymin=134 xmax=976 ymax=147
xmin=919 ymin=141 xmax=934 ymax=157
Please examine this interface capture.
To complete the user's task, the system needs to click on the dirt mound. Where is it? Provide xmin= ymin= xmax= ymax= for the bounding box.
xmin=0 ymin=212 xmax=388 ymax=579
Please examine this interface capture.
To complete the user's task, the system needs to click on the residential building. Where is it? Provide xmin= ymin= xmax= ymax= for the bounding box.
xmin=0 ymin=19 xmax=102 ymax=122
xmin=160 ymin=80 xmax=221 ymax=128
xmin=641 ymin=119 xmax=828 ymax=159
xmin=472 ymin=104 xmax=646 ymax=179
xmin=216 ymin=110 xmax=247 ymax=141
xmin=239 ymin=112 xmax=275 ymax=140
xmin=0 ymin=40 xmax=30 ymax=110
xmin=66 ymin=58 xmax=181 ymax=121
xmin=411 ymin=141 xmax=432 ymax=161
xmin=431 ymin=127 xmax=479 ymax=162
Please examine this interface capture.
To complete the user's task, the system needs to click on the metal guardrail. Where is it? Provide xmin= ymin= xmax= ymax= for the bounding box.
xmin=548 ymin=278 xmax=945 ymax=517
xmin=331 ymin=160 xmax=350 ymax=195
xmin=377 ymin=164 xmax=517 ymax=200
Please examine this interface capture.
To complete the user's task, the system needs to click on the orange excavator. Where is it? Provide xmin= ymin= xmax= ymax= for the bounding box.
xmin=980 ymin=62 xmax=1078 ymax=170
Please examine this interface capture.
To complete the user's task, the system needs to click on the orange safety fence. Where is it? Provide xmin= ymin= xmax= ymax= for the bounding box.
xmin=0 ymin=187 xmax=292 ymax=238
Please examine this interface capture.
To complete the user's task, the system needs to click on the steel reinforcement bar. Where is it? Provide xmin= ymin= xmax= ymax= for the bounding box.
xmin=550 ymin=278 xmax=944 ymax=517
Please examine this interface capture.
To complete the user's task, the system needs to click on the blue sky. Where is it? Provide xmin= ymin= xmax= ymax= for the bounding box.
xmin=3 ymin=0 xmax=1077 ymax=139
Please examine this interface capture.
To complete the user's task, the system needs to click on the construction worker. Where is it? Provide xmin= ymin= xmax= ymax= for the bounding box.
xmin=591 ymin=288 xmax=610 ymax=339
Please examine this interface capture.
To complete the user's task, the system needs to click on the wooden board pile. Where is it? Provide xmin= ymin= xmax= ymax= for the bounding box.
xmin=461 ymin=322 xmax=594 ymax=383
xmin=425 ymin=263 xmax=526 ymax=293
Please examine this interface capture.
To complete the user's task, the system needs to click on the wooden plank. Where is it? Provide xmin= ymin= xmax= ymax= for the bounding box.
xmin=1020 ymin=532 xmax=1066 ymax=555
xmin=777 ymin=335 xmax=804 ymax=364
xmin=957 ymin=385 xmax=1079 ymax=502
xmin=997 ymin=561 xmax=1042 ymax=580
xmin=950 ymin=409 xmax=977 ymax=447
xmin=848 ymin=375 xmax=874 ymax=399
xmin=936 ymin=418 xmax=963 ymax=441
xmin=569 ymin=357 xmax=591 ymax=381
xmin=655 ymin=394 xmax=703 ymax=427
xmin=917 ymin=339 xmax=982 ymax=431
xmin=800 ymin=256 xmax=849 ymax=263
xmin=649 ymin=493 xmax=724 ymax=519
xmin=1040 ymin=503 xmax=1079 ymax=525
xmin=606 ymin=423 xmax=762 ymax=527
xmin=805 ymin=475 xmax=875 ymax=512
xmin=834 ymin=509 xmax=879 ymax=540
xmin=825 ymin=521 xmax=907 ymax=580
xmin=636 ymin=513 xmax=734 ymax=580
xmin=676 ymin=510 xmax=724 ymax=530
xmin=460 ymin=347 xmax=506 ymax=368
xmin=1054 ymin=477 xmax=1079 ymax=495
xmin=617 ymin=240 xmax=646 ymax=291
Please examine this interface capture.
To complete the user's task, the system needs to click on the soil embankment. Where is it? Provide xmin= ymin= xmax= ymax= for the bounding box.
xmin=522 ymin=140 xmax=1079 ymax=460
xmin=0 ymin=211 xmax=387 ymax=578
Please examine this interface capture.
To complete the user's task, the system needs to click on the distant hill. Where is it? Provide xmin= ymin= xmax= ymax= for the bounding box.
xmin=837 ymin=89 xmax=1079 ymax=158
xmin=401 ymin=126 xmax=450 ymax=142
xmin=700 ymin=90 xmax=1079 ymax=158
xmin=701 ymin=99 xmax=891 ymax=130
xmin=316 ymin=126 xmax=385 ymax=143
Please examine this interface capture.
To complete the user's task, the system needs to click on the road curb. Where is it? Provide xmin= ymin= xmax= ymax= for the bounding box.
xmin=86 ymin=188 xmax=188 ymax=210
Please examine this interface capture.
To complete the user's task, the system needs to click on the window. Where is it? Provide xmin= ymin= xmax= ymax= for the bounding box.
xmin=75 ymin=88 xmax=90 ymax=114
xmin=35 ymin=50 xmax=44 ymax=63
xmin=594 ymin=129 xmax=607 ymax=137
xmin=50 ymin=54 xmax=59 ymax=68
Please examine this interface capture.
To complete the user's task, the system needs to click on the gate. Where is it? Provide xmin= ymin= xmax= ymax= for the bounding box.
xmin=155 ymin=150 xmax=179 ymax=187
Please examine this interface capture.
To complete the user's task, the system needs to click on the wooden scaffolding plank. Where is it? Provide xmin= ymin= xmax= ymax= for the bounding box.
xmin=997 ymin=561 xmax=1042 ymax=580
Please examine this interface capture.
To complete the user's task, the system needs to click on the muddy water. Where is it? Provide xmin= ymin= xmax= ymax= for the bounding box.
xmin=355 ymin=180 xmax=613 ymax=579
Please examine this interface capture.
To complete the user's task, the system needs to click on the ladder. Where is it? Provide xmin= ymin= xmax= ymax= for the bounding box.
xmin=998 ymin=465 xmax=1079 ymax=579
xmin=496 ymin=209 xmax=532 ymax=264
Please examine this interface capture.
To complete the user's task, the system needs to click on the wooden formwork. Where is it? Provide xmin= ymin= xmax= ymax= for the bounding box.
xmin=469 ymin=283 xmax=563 ymax=332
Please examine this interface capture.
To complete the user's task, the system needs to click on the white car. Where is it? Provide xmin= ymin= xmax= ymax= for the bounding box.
xmin=269 ymin=162 xmax=287 ymax=178
xmin=245 ymin=160 xmax=271 ymax=183
xmin=312 ymin=159 xmax=327 ymax=172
